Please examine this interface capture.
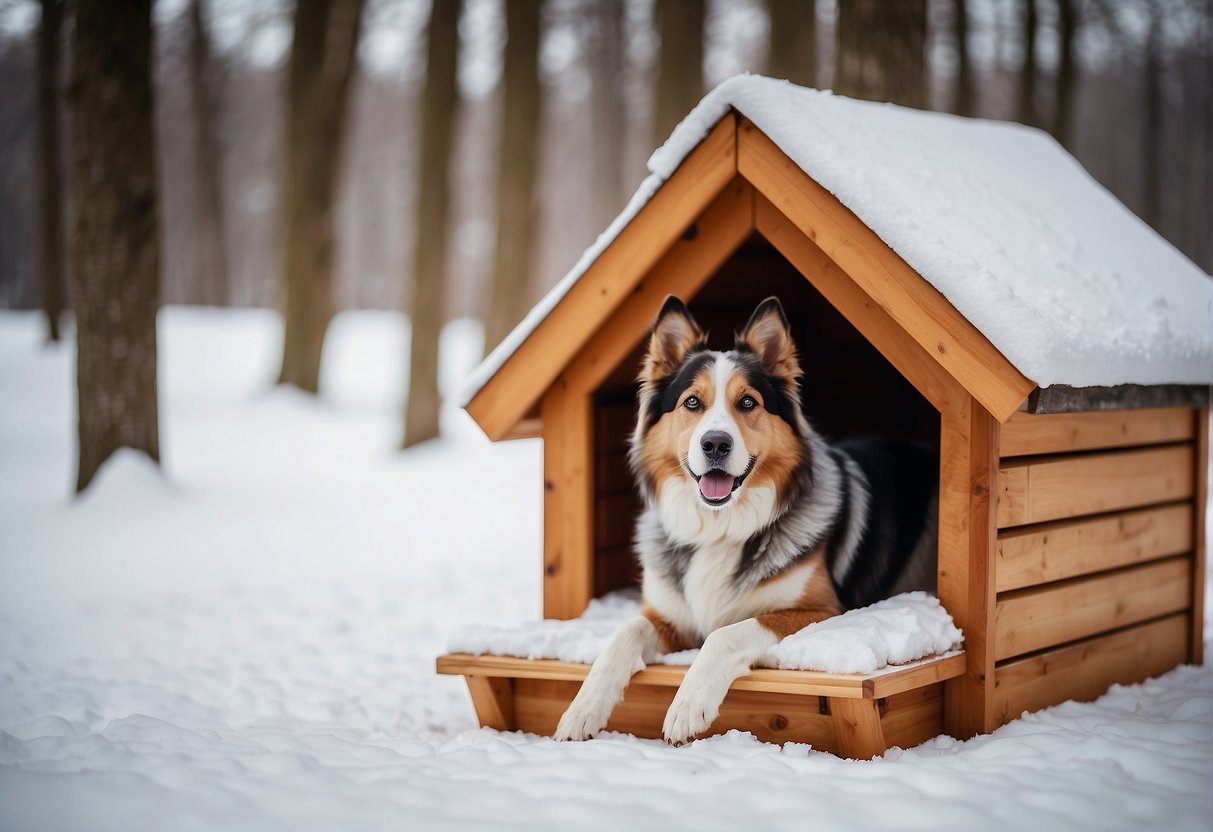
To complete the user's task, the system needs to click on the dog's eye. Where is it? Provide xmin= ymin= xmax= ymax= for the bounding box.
xmin=684 ymin=396 xmax=701 ymax=411
xmin=738 ymin=395 xmax=758 ymax=412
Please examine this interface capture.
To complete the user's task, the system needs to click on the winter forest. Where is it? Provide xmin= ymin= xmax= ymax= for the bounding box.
xmin=1 ymin=2 xmax=1212 ymax=830
xmin=1 ymin=0 xmax=1211 ymax=478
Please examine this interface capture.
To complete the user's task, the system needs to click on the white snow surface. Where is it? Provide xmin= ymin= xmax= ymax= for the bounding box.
xmin=3 ymin=308 xmax=1213 ymax=831
xmin=464 ymin=75 xmax=1213 ymax=404
xmin=450 ymin=590 xmax=963 ymax=675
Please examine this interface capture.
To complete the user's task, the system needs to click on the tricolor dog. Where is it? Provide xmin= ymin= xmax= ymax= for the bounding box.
xmin=555 ymin=296 xmax=937 ymax=744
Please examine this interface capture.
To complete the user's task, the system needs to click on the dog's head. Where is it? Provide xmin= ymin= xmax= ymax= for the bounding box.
xmin=630 ymin=296 xmax=808 ymax=535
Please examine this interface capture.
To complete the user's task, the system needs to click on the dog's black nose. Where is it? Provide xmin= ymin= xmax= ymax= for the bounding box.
xmin=701 ymin=431 xmax=732 ymax=463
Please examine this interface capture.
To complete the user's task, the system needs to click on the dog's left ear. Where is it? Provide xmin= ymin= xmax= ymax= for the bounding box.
xmin=737 ymin=297 xmax=800 ymax=380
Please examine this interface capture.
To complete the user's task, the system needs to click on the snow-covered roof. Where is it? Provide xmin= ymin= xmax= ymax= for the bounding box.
xmin=465 ymin=75 xmax=1213 ymax=405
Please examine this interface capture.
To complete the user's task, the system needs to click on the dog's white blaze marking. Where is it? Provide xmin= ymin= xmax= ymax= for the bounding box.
xmin=688 ymin=356 xmax=750 ymax=479
xmin=827 ymin=457 xmax=872 ymax=586
xmin=663 ymin=617 xmax=780 ymax=743
xmin=554 ymin=615 xmax=659 ymax=741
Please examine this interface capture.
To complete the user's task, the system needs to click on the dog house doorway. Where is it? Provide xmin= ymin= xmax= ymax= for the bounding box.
xmin=589 ymin=233 xmax=942 ymax=598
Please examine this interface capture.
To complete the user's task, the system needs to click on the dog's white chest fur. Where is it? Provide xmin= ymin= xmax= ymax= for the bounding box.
xmin=642 ymin=535 xmax=813 ymax=642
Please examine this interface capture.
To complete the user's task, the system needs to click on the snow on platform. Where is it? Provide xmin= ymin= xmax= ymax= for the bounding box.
xmin=450 ymin=590 xmax=964 ymax=675
xmin=465 ymin=75 xmax=1213 ymax=402
xmin=1 ymin=308 xmax=1211 ymax=831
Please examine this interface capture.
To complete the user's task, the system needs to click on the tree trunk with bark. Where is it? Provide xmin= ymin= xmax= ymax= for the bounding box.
xmin=277 ymin=0 xmax=365 ymax=392
xmin=1142 ymin=9 xmax=1163 ymax=230
xmin=652 ymin=0 xmax=704 ymax=147
xmin=1016 ymin=0 xmax=1039 ymax=126
xmin=189 ymin=0 xmax=229 ymax=306
xmin=403 ymin=0 xmax=461 ymax=449
xmin=588 ymin=0 xmax=626 ymax=230
xmin=767 ymin=0 xmax=816 ymax=87
xmin=833 ymin=0 xmax=927 ymax=109
xmin=37 ymin=0 xmax=66 ymax=342
xmin=1049 ymin=0 xmax=1078 ymax=144
xmin=483 ymin=0 xmax=542 ymax=356
xmin=951 ymin=0 xmax=975 ymax=116
xmin=68 ymin=0 xmax=162 ymax=493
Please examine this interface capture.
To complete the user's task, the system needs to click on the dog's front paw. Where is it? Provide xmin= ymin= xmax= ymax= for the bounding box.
xmin=553 ymin=696 xmax=612 ymax=741
xmin=662 ymin=692 xmax=717 ymax=746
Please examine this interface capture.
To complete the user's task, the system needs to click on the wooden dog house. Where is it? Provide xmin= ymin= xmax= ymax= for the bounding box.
xmin=438 ymin=78 xmax=1210 ymax=758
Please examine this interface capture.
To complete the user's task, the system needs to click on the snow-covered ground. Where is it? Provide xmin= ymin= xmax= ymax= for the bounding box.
xmin=1 ymin=308 xmax=1210 ymax=831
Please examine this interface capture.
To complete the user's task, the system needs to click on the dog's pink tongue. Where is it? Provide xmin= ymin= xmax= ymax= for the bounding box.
xmin=699 ymin=470 xmax=734 ymax=500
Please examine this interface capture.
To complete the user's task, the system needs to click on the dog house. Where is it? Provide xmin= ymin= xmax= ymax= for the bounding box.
xmin=437 ymin=77 xmax=1211 ymax=758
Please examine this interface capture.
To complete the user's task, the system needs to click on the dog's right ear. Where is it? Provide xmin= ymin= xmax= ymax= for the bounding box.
xmin=643 ymin=295 xmax=704 ymax=379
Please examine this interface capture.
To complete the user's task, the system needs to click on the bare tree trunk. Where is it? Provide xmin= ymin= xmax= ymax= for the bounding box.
xmin=68 ymin=0 xmax=161 ymax=493
xmin=951 ymin=0 xmax=974 ymax=116
xmin=37 ymin=0 xmax=66 ymax=342
xmin=1016 ymin=0 xmax=1038 ymax=126
xmin=1206 ymin=0 xmax=1213 ymax=271
xmin=189 ymin=0 xmax=229 ymax=306
xmin=483 ymin=0 xmax=542 ymax=356
xmin=652 ymin=0 xmax=705 ymax=147
xmin=1049 ymin=0 xmax=1078 ymax=144
xmin=833 ymin=0 xmax=927 ymax=109
xmin=403 ymin=0 xmax=461 ymax=449
xmin=1142 ymin=9 xmax=1162 ymax=230
xmin=277 ymin=0 xmax=365 ymax=392
xmin=588 ymin=0 xmax=626 ymax=230
xmin=767 ymin=0 xmax=816 ymax=87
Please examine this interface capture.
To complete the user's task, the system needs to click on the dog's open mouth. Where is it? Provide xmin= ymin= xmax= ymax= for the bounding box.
xmin=689 ymin=457 xmax=756 ymax=506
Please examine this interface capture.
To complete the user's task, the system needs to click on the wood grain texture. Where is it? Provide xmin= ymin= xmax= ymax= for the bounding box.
xmin=540 ymin=382 xmax=594 ymax=619
xmin=507 ymin=678 xmax=942 ymax=757
xmin=1192 ymin=407 xmax=1208 ymax=665
xmin=996 ymin=503 xmax=1193 ymax=593
xmin=940 ymin=399 xmax=1000 ymax=738
xmin=1000 ymin=407 xmax=1195 ymax=457
xmin=464 ymin=675 xmax=515 ymax=730
xmin=992 ymin=614 xmax=1190 ymax=724
xmin=754 ymin=195 xmax=966 ymax=416
xmin=997 ymin=444 xmax=1195 ymax=528
xmin=738 ymin=119 xmax=1035 ymax=422
xmin=830 ymin=697 xmax=887 ymax=760
xmin=563 ymin=176 xmax=756 ymax=397
xmin=435 ymin=652 xmax=966 ymax=700
xmin=466 ymin=116 xmax=738 ymax=440
xmin=993 ymin=556 xmax=1192 ymax=661
xmin=1027 ymin=383 xmax=1209 ymax=414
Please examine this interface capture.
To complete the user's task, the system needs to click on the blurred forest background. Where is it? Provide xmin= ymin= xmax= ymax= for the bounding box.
xmin=0 ymin=0 xmax=1210 ymax=489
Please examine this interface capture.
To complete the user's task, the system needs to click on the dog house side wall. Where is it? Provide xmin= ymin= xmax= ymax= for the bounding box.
xmin=987 ymin=405 xmax=1206 ymax=726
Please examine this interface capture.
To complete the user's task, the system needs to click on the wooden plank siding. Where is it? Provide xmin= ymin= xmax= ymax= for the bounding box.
xmin=992 ymin=614 xmax=1190 ymax=723
xmin=996 ymin=503 xmax=1193 ymax=593
xmin=993 ymin=556 xmax=1192 ymax=661
xmin=1000 ymin=407 xmax=1195 ymax=457
xmin=996 ymin=445 xmax=1195 ymax=529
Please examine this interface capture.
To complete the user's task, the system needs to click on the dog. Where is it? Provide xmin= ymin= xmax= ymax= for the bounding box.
xmin=554 ymin=295 xmax=938 ymax=745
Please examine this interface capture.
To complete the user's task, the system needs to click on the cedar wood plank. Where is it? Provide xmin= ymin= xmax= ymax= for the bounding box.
xmin=737 ymin=118 xmax=1034 ymax=423
xmin=466 ymin=116 xmax=739 ymax=440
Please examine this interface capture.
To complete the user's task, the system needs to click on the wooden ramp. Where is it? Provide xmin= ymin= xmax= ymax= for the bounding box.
xmin=436 ymin=651 xmax=966 ymax=759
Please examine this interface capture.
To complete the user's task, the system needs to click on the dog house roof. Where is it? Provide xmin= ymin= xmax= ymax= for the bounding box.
xmin=463 ymin=75 xmax=1213 ymax=437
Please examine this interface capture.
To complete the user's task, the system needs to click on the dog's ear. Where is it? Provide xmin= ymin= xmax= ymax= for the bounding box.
xmin=643 ymin=296 xmax=704 ymax=379
xmin=737 ymin=297 xmax=800 ymax=380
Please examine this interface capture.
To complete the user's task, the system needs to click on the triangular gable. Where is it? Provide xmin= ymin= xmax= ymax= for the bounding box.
xmin=466 ymin=112 xmax=1036 ymax=440
xmin=466 ymin=77 xmax=1213 ymax=441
